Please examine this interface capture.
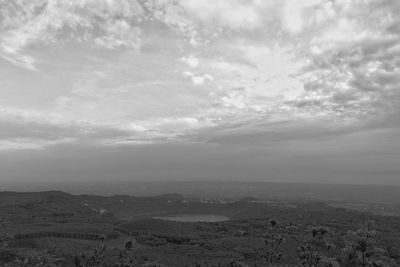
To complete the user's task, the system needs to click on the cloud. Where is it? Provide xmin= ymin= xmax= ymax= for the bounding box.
xmin=220 ymin=90 xmax=246 ymax=110
xmin=0 ymin=0 xmax=144 ymax=69
xmin=182 ymin=70 xmax=213 ymax=85
xmin=178 ymin=0 xmax=264 ymax=31
xmin=271 ymin=0 xmax=400 ymax=127
xmin=0 ymin=105 xmax=157 ymax=150
xmin=191 ymin=76 xmax=205 ymax=85
xmin=0 ymin=138 xmax=74 ymax=152
xmin=282 ymin=0 xmax=324 ymax=33
xmin=94 ymin=20 xmax=141 ymax=49
xmin=1 ymin=0 xmax=400 ymax=152
xmin=0 ymin=51 xmax=37 ymax=70
xmin=181 ymin=55 xmax=199 ymax=68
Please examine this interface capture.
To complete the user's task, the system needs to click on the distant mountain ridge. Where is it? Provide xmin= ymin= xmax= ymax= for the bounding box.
xmin=2 ymin=181 xmax=398 ymax=204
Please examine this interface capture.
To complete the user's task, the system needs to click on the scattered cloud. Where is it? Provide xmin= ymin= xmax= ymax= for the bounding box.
xmin=0 ymin=0 xmax=144 ymax=69
xmin=181 ymin=55 xmax=199 ymax=68
xmin=94 ymin=20 xmax=141 ymax=49
xmin=0 ymin=0 xmax=399 ymax=153
xmin=178 ymin=0 xmax=264 ymax=31
xmin=183 ymin=71 xmax=214 ymax=85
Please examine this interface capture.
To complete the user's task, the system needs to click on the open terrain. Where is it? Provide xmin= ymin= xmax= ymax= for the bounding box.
xmin=0 ymin=187 xmax=400 ymax=266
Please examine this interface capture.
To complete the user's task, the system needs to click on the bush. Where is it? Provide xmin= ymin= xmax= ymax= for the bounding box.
xmin=0 ymin=249 xmax=18 ymax=263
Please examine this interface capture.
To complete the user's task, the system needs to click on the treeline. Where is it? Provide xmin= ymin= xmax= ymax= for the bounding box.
xmin=13 ymin=231 xmax=119 ymax=241
xmin=114 ymin=227 xmax=190 ymax=245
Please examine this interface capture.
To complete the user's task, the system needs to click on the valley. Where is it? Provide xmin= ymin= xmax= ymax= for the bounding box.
xmin=1 ymin=189 xmax=400 ymax=266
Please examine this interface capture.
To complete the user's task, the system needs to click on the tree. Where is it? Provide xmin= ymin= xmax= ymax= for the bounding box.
xmin=298 ymin=226 xmax=338 ymax=267
xmin=298 ymin=243 xmax=322 ymax=267
xmin=263 ymin=218 xmax=284 ymax=265
xmin=0 ymin=217 xmax=10 ymax=248
xmin=7 ymin=242 xmax=65 ymax=267
xmin=78 ymin=242 xmax=108 ymax=267
xmin=114 ymin=240 xmax=137 ymax=267
xmin=342 ymin=224 xmax=393 ymax=267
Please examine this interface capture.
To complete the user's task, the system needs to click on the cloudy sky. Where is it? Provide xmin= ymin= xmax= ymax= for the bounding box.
xmin=0 ymin=0 xmax=399 ymax=185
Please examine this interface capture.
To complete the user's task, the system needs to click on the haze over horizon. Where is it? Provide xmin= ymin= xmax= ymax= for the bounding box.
xmin=1 ymin=0 xmax=399 ymax=185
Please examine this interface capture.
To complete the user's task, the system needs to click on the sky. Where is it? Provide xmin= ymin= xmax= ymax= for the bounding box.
xmin=0 ymin=0 xmax=399 ymax=185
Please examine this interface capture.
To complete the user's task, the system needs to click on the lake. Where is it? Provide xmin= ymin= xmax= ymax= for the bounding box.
xmin=154 ymin=214 xmax=229 ymax=222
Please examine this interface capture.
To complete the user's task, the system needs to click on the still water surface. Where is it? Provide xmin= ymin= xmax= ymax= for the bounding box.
xmin=154 ymin=214 xmax=229 ymax=222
